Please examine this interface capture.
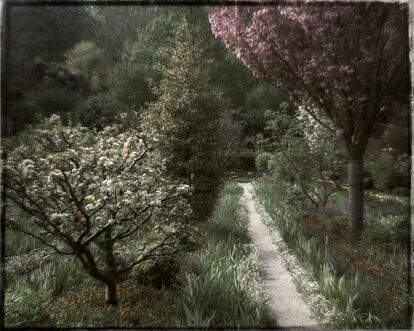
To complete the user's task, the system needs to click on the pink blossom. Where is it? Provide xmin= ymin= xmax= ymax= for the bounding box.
xmin=209 ymin=3 xmax=408 ymax=156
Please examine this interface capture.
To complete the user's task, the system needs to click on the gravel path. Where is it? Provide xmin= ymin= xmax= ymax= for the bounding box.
xmin=240 ymin=182 xmax=317 ymax=328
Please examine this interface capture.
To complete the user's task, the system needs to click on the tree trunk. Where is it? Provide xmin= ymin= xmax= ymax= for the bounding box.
xmin=105 ymin=280 xmax=118 ymax=306
xmin=348 ymin=157 xmax=364 ymax=240
xmin=76 ymin=247 xmax=120 ymax=306
xmin=104 ymin=228 xmax=118 ymax=305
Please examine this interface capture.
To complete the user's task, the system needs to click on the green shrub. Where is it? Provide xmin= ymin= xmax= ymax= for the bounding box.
xmin=5 ymin=227 xmax=42 ymax=257
xmin=369 ymin=153 xmax=407 ymax=192
xmin=257 ymin=103 xmax=344 ymax=213
xmin=33 ymin=87 xmax=79 ymax=117
xmin=14 ymin=256 xmax=77 ymax=296
xmin=209 ymin=191 xmax=248 ymax=243
xmin=134 ymin=258 xmax=180 ymax=290
xmin=220 ymin=182 xmax=243 ymax=196
xmin=255 ymin=152 xmax=273 ymax=171
xmin=72 ymin=92 xmax=134 ymax=128
xmin=65 ymin=41 xmax=109 ymax=81
xmin=364 ymin=214 xmax=409 ymax=249
xmin=5 ymin=287 xmax=53 ymax=327
xmin=392 ymin=187 xmax=410 ymax=196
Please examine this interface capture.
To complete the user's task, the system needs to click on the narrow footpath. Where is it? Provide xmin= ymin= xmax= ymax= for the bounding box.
xmin=240 ymin=183 xmax=317 ymax=328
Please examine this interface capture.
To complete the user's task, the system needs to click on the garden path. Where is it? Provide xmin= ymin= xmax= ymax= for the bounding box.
xmin=240 ymin=182 xmax=317 ymax=328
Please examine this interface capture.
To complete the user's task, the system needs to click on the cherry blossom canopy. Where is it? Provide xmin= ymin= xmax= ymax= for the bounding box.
xmin=209 ymin=2 xmax=408 ymax=157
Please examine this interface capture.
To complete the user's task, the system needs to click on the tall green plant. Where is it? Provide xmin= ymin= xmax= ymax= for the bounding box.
xmin=142 ymin=18 xmax=234 ymax=221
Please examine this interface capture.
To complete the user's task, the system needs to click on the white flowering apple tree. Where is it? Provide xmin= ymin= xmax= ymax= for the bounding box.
xmin=5 ymin=115 xmax=191 ymax=305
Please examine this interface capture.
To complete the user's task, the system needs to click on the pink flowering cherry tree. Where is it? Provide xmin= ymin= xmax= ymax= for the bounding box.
xmin=209 ymin=2 xmax=409 ymax=239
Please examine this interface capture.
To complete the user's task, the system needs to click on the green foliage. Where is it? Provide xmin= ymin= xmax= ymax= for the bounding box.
xmin=216 ymin=110 xmax=244 ymax=170
xmin=220 ymin=182 xmax=244 ymax=196
xmin=72 ymin=92 xmax=135 ymax=129
xmin=208 ymin=185 xmax=248 ymax=243
xmin=255 ymin=152 xmax=273 ymax=171
xmin=5 ymin=278 xmax=184 ymax=327
xmin=3 ymin=97 xmax=38 ymax=135
xmin=28 ymin=59 xmax=90 ymax=94
xmin=144 ymin=17 xmax=225 ymax=174
xmin=5 ymin=248 xmax=54 ymax=283
xmin=51 ymin=291 xmax=121 ymax=327
xmin=109 ymin=40 xmax=156 ymax=110
xmin=242 ymin=84 xmax=294 ymax=137
xmin=5 ymin=226 xmax=42 ymax=257
xmin=367 ymin=152 xmax=409 ymax=192
xmin=48 ymin=280 xmax=178 ymax=327
xmin=392 ymin=186 xmax=410 ymax=196
xmin=133 ymin=258 xmax=181 ymax=290
xmin=317 ymin=263 xmax=361 ymax=326
xmin=5 ymin=287 xmax=52 ymax=327
xmin=177 ymin=183 xmax=270 ymax=327
xmin=92 ymin=7 xmax=172 ymax=62
xmin=4 ymin=6 xmax=95 ymax=136
xmin=8 ymin=6 xmax=95 ymax=66
xmin=180 ymin=248 xmax=266 ymax=327
xmin=65 ymin=41 xmax=109 ymax=81
xmin=16 ymin=256 xmax=76 ymax=297
xmin=31 ymin=87 xmax=79 ymax=118
xmin=182 ymin=303 xmax=216 ymax=327
xmin=365 ymin=110 xmax=409 ymax=194
xmin=257 ymin=106 xmax=343 ymax=212
xmin=142 ymin=17 xmax=235 ymax=221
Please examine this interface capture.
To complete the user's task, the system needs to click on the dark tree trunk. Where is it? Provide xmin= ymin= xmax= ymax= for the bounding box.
xmin=104 ymin=228 xmax=118 ymax=305
xmin=105 ymin=280 xmax=118 ymax=306
xmin=348 ymin=157 xmax=364 ymax=240
xmin=71 ymin=237 xmax=121 ymax=306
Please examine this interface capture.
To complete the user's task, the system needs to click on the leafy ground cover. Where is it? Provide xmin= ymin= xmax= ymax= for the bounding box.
xmin=254 ymin=177 xmax=410 ymax=329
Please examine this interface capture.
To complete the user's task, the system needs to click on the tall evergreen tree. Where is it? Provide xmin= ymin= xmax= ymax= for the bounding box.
xmin=143 ymin=18 xmax=228 ymax=221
